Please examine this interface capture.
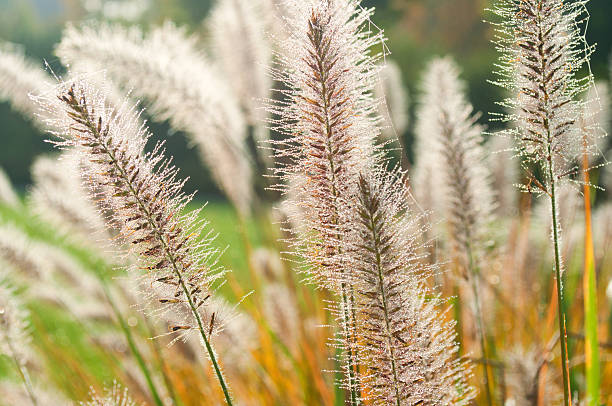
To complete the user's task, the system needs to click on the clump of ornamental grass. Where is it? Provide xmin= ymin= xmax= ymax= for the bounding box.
xmin=0 ymin=275 xmax=37 ymax=405
xmin=34 ymin=79 xmax=235 ymax=405
xmin=268 ymin=0 xmax=384 ymax=401
xmin=414 ymin=56 xmax=495 ymax=403
xmin=348 ymin=167 xmax=475 ymax=405
xmin=489 ymin=1 xmax=602 ymax=401
xmin=56 ymin=22 xmax=253 ymax=215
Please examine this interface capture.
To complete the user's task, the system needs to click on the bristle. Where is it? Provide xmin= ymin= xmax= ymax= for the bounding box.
xmin=56 ymin=22 xmax=253 ymax=214
xmin=578 ymin=81 xmax=609 ymax=167
xmin=348 ymin=167 xmax=475 ymax=405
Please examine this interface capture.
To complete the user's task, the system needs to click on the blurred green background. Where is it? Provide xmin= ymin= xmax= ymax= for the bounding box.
xmin=1 ymin=0 xmax=611 ymax=198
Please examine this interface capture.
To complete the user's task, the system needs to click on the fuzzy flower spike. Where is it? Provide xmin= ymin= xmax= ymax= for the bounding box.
xmin=269 ymin=0 xmax=384 ymax=401
xmin=349 ymin=167 xmax=475 ymax=405
xmin=0 ymin=276 xmax=37 ymax=405
xmin=34 ymin=79 xmax=234 ymax=405
xmin=490 ymin=0 xmax=601 ymax=403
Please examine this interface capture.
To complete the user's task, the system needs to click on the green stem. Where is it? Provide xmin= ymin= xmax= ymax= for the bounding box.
xmin=549 ymin=165 xmax=572 ymax=406
xmin=77 ymin=103 xmax=234 ymax=405
xmin=4 ymin=335 xmax=37 ymax=406
xmin=466 ymin=245 xmax=493 ymax=406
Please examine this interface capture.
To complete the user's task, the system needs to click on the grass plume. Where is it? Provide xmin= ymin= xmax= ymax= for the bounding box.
xmin=349 ymin=167 xmax=475 ymax=405
xmin=489 ymin=0 xmax=602 ymax=403
xmin=34 ymin=79 xmax=235 ymax=404
xmin=56 ymin=22 xmax=253 ymax=214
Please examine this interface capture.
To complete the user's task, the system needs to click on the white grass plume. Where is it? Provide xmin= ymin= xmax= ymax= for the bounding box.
xmin=207 ymin=0 xmax=272 ymax=142
xmin=269 ymin=0 xmax=384 ymax=290
xmin=414 ymin=56 xmax=495 ymax=403
xmin=416 ymin=56 xmax=494 ymax=267
xmin=0 ymin=167 xmax=20 ymax=207
xmin=0 ymin=225 xmax=112 ymax=322
xmin=348 ymin=167 xmax=475 ymax=405
xmin=0 ymin=274 xmax=38 ymax=405
xmin=0 ymin=42 xmax=55 ymax=127
xmin=0 ymin=275 xmax=31 ymax=369
xmin=262 ymin=283 xmax=299 ymax=351
xmin=374 ymin=60 xmax=409 ymax=143
xmin=34 ymin=78 xmax=234 ymax=402
xmin=56 ymin=22 xmax=253 ymax=214
xmin=490 ymin=0 xmax=600 ymax=189
xmin=28 ymin=151 xmax=110 ymax=246
xmin=268 ymin=1 xmax=385 ymax=400
xmin=0 ymin=381 xmax=71 ymax=406
xmin=486 ymin=134 xmax=518 ymax=216
xmin=489 ymin=1 xmax=598 ymax=400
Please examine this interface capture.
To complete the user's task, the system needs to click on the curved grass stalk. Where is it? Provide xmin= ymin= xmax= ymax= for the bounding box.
xmin=35 ymin=81 xmax=234 ymax=405
xmin=488 ymin=1 xmax=602 ymax=402
xmin=349 ymin=168 xmax=475 ymax=405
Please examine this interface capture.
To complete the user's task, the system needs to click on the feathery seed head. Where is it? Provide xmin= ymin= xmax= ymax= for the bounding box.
xmin=57 ymin=22 xmax=253 ymax=214
xmin=486 ymin=134 xmax=519 ymax=216
xmin=35 ymin=79 xmax=225 ymax=345
xmin=208 ymin=0 xmax=272 ymax=135
xmin=262 ymin=283 xmax=299 ymax=351
xmin=29 ymin=151 xmax=110 ymax=245
xmin=374 ymin=60 xmax=409 ymax=143
xmin=0 ymin=276 xmax=31 ymax=367
xmin=0 ymin=167 xmax=20 ymax=207
xmin=0 ymin=42 xmax=55 ymax=125
xmin=270 ymin=0 xmax=385 ymax=289
xmin=0 ymin=382 xmax=71 ymax=406
xmin=490 ymin=0 xmax=599 ymax=189
xmin=415 ymin=57 xmax=495 ymax=269
xmin=347 ymin=167 xmax=475 ymax=405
